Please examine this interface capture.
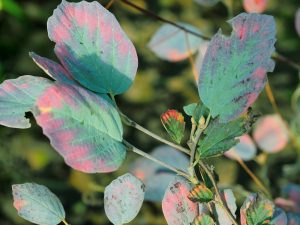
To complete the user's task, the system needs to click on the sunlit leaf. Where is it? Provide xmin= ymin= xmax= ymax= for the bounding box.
xmin=162 ymin=176 xmax=198 ymax=225
xmin=12 ymin=183 xmax=65 ymax=225
xmin=192 ymin=214 xmax=215 ymax=225
xmin=240 ymin=193 xmax=274 ymax=225
xmin=104 ymin=173 xmax=145 ymax=225
xmin=271 ymin=207 xmax=288 ymax=225
xmin=188 ymin=183 xmax=214 ymax=203
xmin=253 ymin=114 xmax=289 ymax=153
xmin=197 ymin=116 xmax=248 ymax=158
xmin=198 ymin=13 xmax=276 ymax=122
xmin=0 ymin=75 xmax=52 ymax=128
xmin=243 ymin=0 xmax=268 ymax=13
xmin=214 ymin=189 xmax=237 ymax=225
xmin=194 ymin=0 xmax=220 ymax=7
xmin=47 ymin=0 xmax=138 ymax=94
xmin=148 ymin=23 xmax=203 ymax=62
xmin=33 ymin=83 xmax=125 ymax=173
xmin=30 ymin=52 xmax=75 ymax=84
xmin=225 ymin=134 xmax=257 ymax=161
xmin=130 ymin=145 xmax=189 ymax=202
xmin=295 ymin=9 xmax=300 ymax=37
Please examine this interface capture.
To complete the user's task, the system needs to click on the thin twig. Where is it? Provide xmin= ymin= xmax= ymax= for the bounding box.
xmin=62 ymin=220 xmax=69 ymax=225
xmin=123 ymin=140 xmax=194 ymax=182
xmin=272 ymin=52 xmax=300 ymax=71
xmin=105 ymin=0 xmax=115 ymax=9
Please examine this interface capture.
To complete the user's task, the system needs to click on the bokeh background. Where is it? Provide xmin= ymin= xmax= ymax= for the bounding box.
xmin=0 ymin=0 xmax=300 ymax=224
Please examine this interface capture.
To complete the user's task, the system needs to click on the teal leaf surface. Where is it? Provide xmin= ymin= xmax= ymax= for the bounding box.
xmin=104 ymin=173 xmax=145 ymax=225
xmin=12 ymin=183 xmax=65 ymax=225
xmin=0 ymin=75 xmax=52 ymax=128
xmin=47 ymin=0 xmax=138 ymax=94
xmin=33 ymin=83 xmax=125 ymax=173
xmin=198 ymin=13 xmax=276 ymax=122
xmin=148 ymin=23 xmax=203 ymax=62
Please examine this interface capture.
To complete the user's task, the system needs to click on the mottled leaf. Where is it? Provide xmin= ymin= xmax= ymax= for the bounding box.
xmin=296 ymin=9 xmax=300 ymax=37
xmin=162 ymin=176 xmax=198 ymax=225
xmin=214 ymin=189 xmax=237 ymax=225
xmin=130 ymin=145 xmax=189 ymax=202
xmin=197 ymin=117 xmax=248 ymax=158
xmin=0 ymin=75 xmax=52 ymax=128
xmin=188 ymin=183 xmax=214 ymax=203
xmin=12 ymin=183 xmax=65 ymax=225
xmin=198 ymin=13 xmax=276 ymax=122
xmin=33 ymin=83 xmax=125 ymax=173
xmin=30 ymin=52 xmax=75 ymax=84
xmin=243 ymin=0 xmax=268 ymax=13
xmin=192 ymin=214 xmax=215 ymax=225
xmin=253 ymin=114 xmax=289 ymax=153
xmin=47 ymin=0 xmax=138 ymax=94
xmin=104 ymin=173 xmax=145 ymax=225
xmin=225 ymin=134 xmax=257 ymax=161
xmin=194 ymin=0 xmax=219 ymax=7
xmin=148 ymin=23 xmax=203 ymax=62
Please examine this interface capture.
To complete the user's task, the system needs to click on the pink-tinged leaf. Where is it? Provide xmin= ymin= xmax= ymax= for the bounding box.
xmin=194 ymin=0 xmax=220 ymax=7
xmin=296 ymin=9 xmax=300 ymax=37
xmin=104 ymin=173 xmax=145 ymax=225
xmin=198 ymin=13 xmax=276 ymax=122
xmin=225 ymin=134 xmax=257 ymax=161
xmin=214 ymin=189 xmax=237 ymax=225
xmin=12 ymin=183 xmax=65 ymax=225
xmin=283 ymin=184 xmax=300 ymax=206
xmin=0 ymin=75 xmax=52 ymax=128
xmin=148 ymin=23 xmax=204 ymax=62
xmin=287 ymin=212 xmax=300 ymax=225
xmin=275 ymin=198 xmax=300 ymax=214
xmin=47 ymin=0 xmax=138 ymax=94
xmin=271 ymin=207 xmax=288 ymax=225
xmin=243 ymin=0 xmax=268 ymax=13
xmin=30 ymin=52 xmax=75 ymax=84
xmin=162 ymin=176 xmax=198 ymax=225
xmin=33 ymin=83 xmax=125 ymax=173
xmin=253 ymin=114 xmax=289 ymax=153
xmin=130 ymin=146 xmax=189 ymax=202
xmin=195 ymin=41 xmax=209 ymax=81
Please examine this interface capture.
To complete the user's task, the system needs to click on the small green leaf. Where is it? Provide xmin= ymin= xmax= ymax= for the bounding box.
xmin=183 ymin=103 xmax=209 ymax=125
xmin=197 ymin=116 xmax=249 ymax=158
xmin=161 ymin=109 xmax=185 ymax=144
xmin=192 ymin=214 xmax=215 ymax=225
xmin=188 ymin=183 xmax=214 ymax=203
xmin=12 ymin=183 xmax=65 ymax=225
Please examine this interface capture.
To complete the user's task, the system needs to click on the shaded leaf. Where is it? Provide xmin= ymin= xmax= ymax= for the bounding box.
xmin=283 ymin=183 xmax=300 ymax=205
xmin=0 ymin=75 xmax=52 ymax=128
xmin=253 ymin=114 xmax=289 ymax=153
xmin=287 ymin=212 xmax=300 ymax=225
xmin=296 ymin=9 xmax=300 ymax=37
xmin=270 ymin=207 xmax=288 ymax=225
xmin=161 ymin=109 xmax=185 ymax=144
xmin=197 ymin=116 xmax=248 ymax=158
xmin=47 ymin=0 xmax=138 ymax=94
xmin=188 ymin=183 xmax=214 ymax=203
xmin=192 ymin=214 xmax=215 ymax=225
xmin=148 ymin=23 xmax=203 ymax=62
xmin=225 ymin=134 xmax=257 ymax=161
xmin=130 ymin=145 xmax=189 ymax=202
xmin=162 ymin=176 xmax=198 ymax=225
xmin=12 ymin=183 xmax=65 ymax=225
xmin=104 ymin=173 xmax=145 ymax=225
xmin=33 ymin=83 xmax=125 ymax=173
xmin=198 ymin=13 xmax=276 ymax=122
xmin=214 ymin=189 xmax=237 ymax=225
xmin=243 ymin=0 xmax=268 ymax=13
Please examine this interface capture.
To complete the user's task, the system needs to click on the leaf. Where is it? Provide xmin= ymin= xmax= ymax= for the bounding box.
xmin=253 ymin=114 xmax=289 ymax=153
xmin=1 ymin=0 xmax=23 ymax=18
xmin=12 ymin=183 xmax=65 ymax=225
xmin=283 ymin=183 xmax=300 ymax=204
xmin=183 ymin=103 xmax=209 ymax=125
xmin=243 ymin=0 xmax=268 ymax=13
xmin=130 ymin=145 xmax=189 ymax=202
xmin=197 ymin=116 xmax=248 ymax=158
xmin=162 ymin=176 xmax=198 ymax=225
xmin=270 ymin=207 xmax=288 ymax=225
xmin=194 ymin=0 xmax=220 ymax=7
xmin=287 ymin=212 xmax=300 ymax=225
xmin=161 ymin=109 xmax=186 ymax=144
xmin=224 ymin=134 xmax=257 ymax=161
xmin=240 ymin=193 xmax=274 ymax=225
xmin=0 ymin=75 xmax=52 ymax=129
xmin=192 ymin=214 xmax=215 ymax=225
xmin=188 ymin=183 xmax=214 ymax=203
xmin=33 ymin=83 xmax=126 ymax=173
xmin=47 ymin=0 xmax=138 ymax=94
xmin=214 ymin=189 xmax=237 ymax=225
xmin=30 ymin=52 xmax=75 ymax=84
xmin=198 ymin=13 xmax=276 ymax=122
xmin=148 ymin=23 xmax=203 ymax=62
xmin=104 ymin=173 xmax=145 ymax=225
xmin=296 ymin=9 xmax=300 ymax=37
xmin=195 ymin=41 xmax=209 ymax=81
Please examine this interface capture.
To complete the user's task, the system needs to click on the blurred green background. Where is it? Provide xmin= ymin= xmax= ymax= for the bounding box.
xmin=0 ymin=0 xmax=300 ymax=224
